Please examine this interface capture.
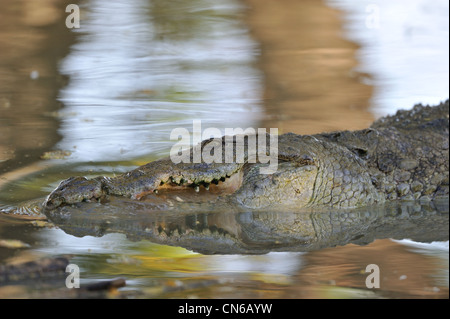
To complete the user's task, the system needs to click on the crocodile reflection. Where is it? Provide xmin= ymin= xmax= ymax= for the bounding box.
xmin=45 ymin=194 xmax=449 ymax=254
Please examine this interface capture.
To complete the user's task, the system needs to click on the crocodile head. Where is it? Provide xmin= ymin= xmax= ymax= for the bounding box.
xmin=43 ymin=132 xmax=383 ymax=214
xmin=43 ymin=161 xmax=318 ymax=212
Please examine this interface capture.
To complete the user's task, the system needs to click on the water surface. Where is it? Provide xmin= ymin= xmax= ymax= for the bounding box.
xmin=0 ymin=0 xmax=448 ymax=298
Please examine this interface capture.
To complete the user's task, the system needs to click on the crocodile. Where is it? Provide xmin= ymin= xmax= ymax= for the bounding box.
xmin=42 ymin=100 xmax=449 ymax=213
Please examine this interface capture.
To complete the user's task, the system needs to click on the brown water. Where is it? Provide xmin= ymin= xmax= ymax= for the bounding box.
xmin=0 ymin=0 xmax=448 ymax=299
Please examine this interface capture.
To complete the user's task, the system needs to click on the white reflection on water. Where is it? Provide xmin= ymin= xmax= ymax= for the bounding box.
xmin=328 ymin=0 xmax=449 ymax=116
xmin=392 ymin=239 xmax=449 ymax=287
xmin=206 ymin=252 xmax=304 ymax=276
xmin=58 ymin=0 xmax=262 ymax=162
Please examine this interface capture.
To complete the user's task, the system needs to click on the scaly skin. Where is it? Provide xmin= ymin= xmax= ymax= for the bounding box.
xmin=43 ymin=100 xmax=449 ymax=212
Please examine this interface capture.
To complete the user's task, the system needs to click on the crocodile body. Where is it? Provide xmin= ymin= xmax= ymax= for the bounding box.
xmin=43 ymin=101 xmax=449 ymax=212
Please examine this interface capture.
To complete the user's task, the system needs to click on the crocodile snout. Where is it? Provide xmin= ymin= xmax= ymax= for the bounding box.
xmin=43 ymin=176 xmax=106 ymax=211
